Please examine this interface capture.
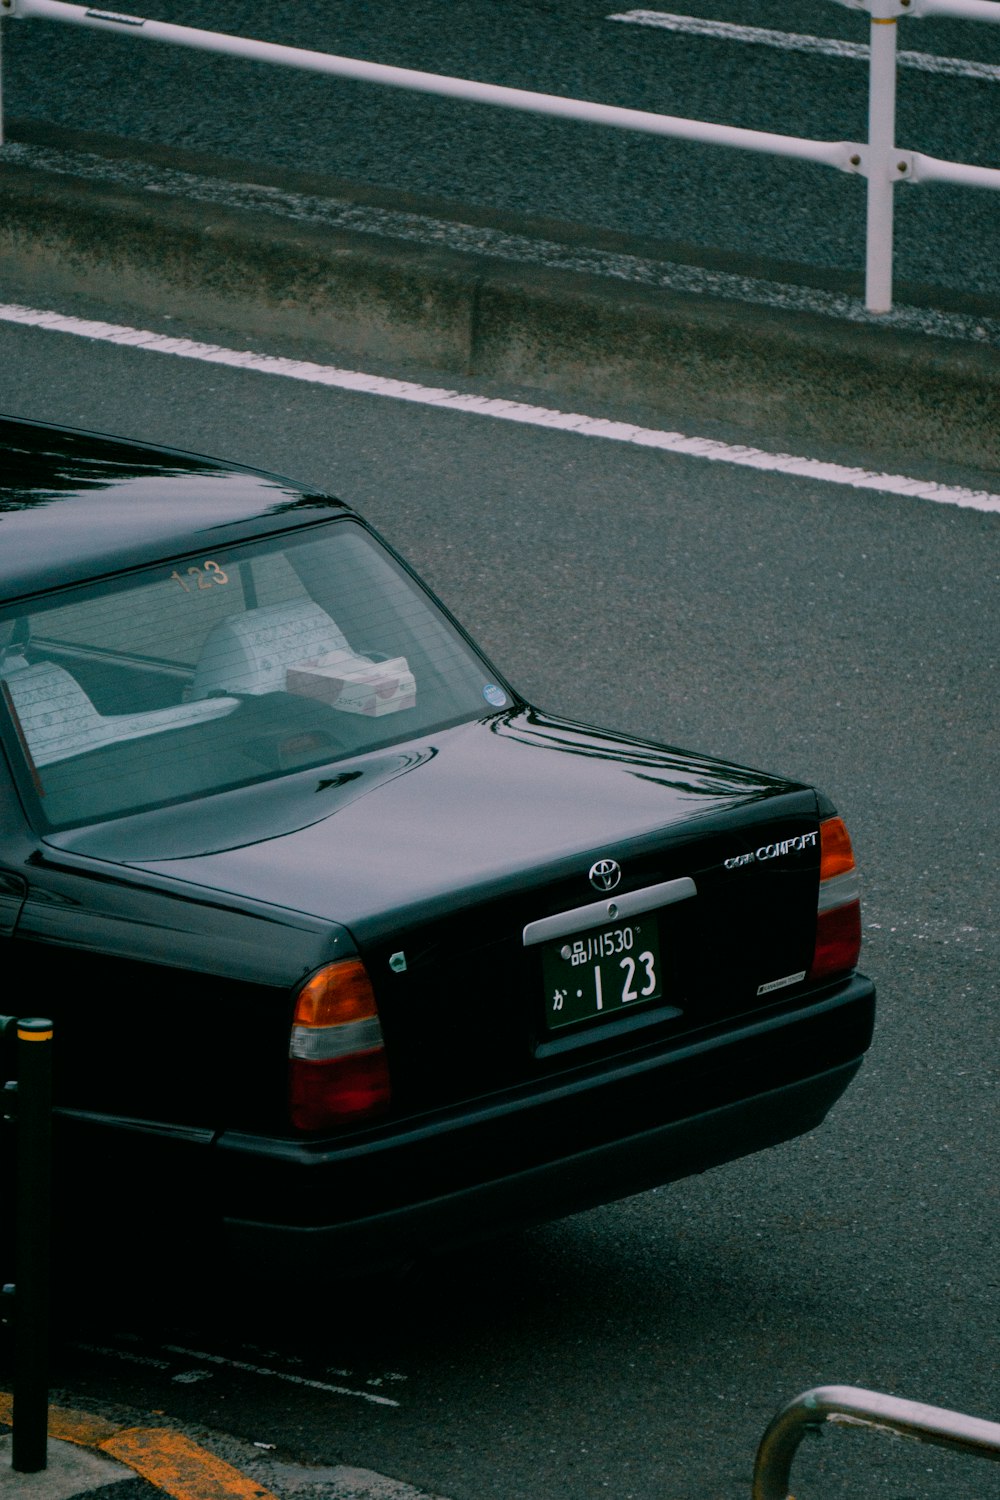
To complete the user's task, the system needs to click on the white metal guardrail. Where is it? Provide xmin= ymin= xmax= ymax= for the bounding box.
xmin=0 ymin=0 xmax=998 ymax=313
xmin=831 ymin=0 xmax=1000 ymax=308
xmin=752 ymin=1385 xmax=1000 ymax=1499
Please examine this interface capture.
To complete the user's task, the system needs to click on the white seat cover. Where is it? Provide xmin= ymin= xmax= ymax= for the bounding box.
xmin=190 ymin=600 xmax=350 ymax=699
xmin=3 ymin=662 xmax=236 ymax=768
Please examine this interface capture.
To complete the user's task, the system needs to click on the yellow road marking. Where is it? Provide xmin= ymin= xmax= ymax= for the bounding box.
xmin=103 ymin=1429 xmax=277 ymax=1500
xmin=0 ymin=1394 xmax=280 ymax=1500
xmin=0 ymin=1392 xmax=120 ymax=1445
xmin=51 ymin=1408 xmax=123 ymax=1447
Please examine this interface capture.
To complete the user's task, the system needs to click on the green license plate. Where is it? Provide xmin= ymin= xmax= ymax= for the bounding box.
xmin=541 ymin=917 xmax=663 ymax=1031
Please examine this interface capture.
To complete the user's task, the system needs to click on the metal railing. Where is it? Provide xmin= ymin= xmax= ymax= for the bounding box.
xmin=830 ymin=0 xmax=1000 ymax=309
xmin=753 ymin=1384 xmax=1000 ymax=1499
xmin=0 ymin=1015 xmax=53 ymax=1475
xmin=0 ymin=0 xmax=998 ymax=312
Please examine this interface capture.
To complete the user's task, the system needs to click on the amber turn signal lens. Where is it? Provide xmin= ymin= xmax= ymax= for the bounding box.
xmin=293 ymin=958 xmax=378 ymax=1028
xmin=819 ymin=816 xmax=855 ymax=880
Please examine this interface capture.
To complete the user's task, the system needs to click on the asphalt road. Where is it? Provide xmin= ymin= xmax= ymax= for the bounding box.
xmin=3 ymin=0 xmax=1000 ymax=300
xmin=0 ymin=303 xmax=997 ymax=1500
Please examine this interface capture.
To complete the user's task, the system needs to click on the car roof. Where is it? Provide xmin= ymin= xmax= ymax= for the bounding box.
xmin=0 ymin=416 xmax=350 ymax=603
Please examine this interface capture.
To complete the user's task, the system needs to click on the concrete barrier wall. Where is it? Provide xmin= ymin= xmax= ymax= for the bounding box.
xmin=2 ymin=135 xmax=997 ymax=475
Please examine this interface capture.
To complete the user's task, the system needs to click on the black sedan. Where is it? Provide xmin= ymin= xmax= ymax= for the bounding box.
xmin=0 ymin=416 xmax=874 ymax=1276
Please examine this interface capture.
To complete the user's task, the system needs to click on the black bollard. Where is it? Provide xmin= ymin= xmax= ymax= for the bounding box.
xmin=9 ymin=1017 xmax=53 ymax=1474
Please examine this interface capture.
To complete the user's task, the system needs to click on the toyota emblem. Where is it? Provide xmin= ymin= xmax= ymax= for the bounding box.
xmin=588 ymin=858 xmax=622 ymax=892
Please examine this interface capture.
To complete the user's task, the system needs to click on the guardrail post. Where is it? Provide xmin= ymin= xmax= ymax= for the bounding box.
xmin=1 ymin=1015 xmax=54 ymax=1474
xmin=865 ymin=0 xmax=902 ymax=310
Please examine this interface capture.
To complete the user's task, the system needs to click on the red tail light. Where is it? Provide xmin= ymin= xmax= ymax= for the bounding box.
xmin=288 ymin=958 xmax=391 ymax=1131
xmin=808 ymin=816 xmax=862 ymax=983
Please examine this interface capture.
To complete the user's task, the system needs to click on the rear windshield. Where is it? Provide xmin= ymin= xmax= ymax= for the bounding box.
xmin=0 ymin=520 xmax=508 ymax=828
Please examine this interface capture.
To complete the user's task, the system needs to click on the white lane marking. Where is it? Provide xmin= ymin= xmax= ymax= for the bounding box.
xmin=609 ymin=11 xmax=1000 ymax=83
xmin=1 ymin=301 xmax=998 ymax=514
xmin=160 ymin=1344 xmax=400 ymax=1407
xmin=75 ymin=1341 xmax=173 ymax=1369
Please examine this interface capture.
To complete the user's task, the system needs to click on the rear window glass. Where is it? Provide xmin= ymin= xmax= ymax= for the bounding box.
xmin=0 ymin=520 xmax=508 ymax=828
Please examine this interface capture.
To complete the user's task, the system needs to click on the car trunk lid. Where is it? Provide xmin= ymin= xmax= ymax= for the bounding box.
xmin=57 ymin=710 xmax=825 ymax=1114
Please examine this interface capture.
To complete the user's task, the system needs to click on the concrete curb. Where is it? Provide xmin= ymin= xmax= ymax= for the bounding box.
xmin=0 ymin=1391 xmax=452 ymax=1500
xmin=0 ymin=1392 xmax=278 ymax=1498
xmin=1 ymin=123 xmax=998 ymax=475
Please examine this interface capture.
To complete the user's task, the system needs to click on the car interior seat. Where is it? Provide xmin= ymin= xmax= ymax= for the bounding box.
xmin=1 ymin=660 xmax=237 ymax=768
xmin=190 ymin=599 xmax=350 ymax=700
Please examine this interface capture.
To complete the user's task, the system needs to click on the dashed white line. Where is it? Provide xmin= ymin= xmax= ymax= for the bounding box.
xmin=75 ymin=1341 xmax=172 ymax=1370
xmin=73 ymin=1335 xmax=401 ymax=1405
xmin=2 ymin=301 xmax=998 ymax=514
xmin=609 ymin=10 xmax=1000 ymax=83
xmin=160 ymin=1345 xmax=401 ymax=1407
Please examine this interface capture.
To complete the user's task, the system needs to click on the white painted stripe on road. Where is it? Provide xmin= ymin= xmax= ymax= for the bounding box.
xmin=161 ymin=1344 xmax=401 ymax=1407
xmin=609 ymin=11 xmax=1000 ymax=83
xmin=74 ymin=1336 xmax=399 ymax=1405
xmin=2 ymin=301 xmax=998 ymax=513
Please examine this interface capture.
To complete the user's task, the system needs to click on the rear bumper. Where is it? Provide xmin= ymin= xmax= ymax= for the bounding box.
xmin=215 ymin=972 xmax=875 ymax=1272
xmin=49 ymin=976 xmax=873 ymax=1276
xmin=221 ymin=1056 xmax=862 ymax=1274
